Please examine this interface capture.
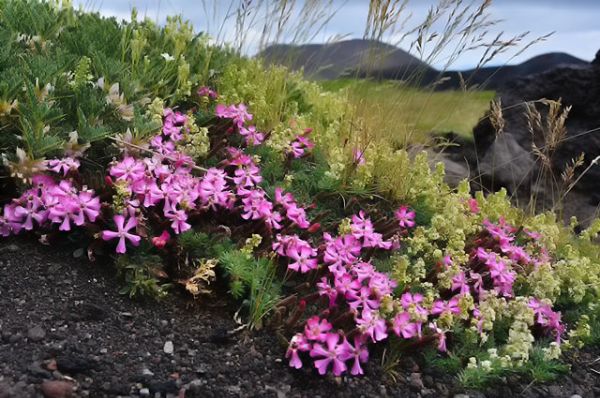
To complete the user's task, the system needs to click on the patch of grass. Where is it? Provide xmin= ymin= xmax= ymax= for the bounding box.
xmin=320 ymin=79 xmax=494 ymax=145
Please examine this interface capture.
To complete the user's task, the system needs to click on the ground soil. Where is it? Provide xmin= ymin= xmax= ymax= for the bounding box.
xmin=1 ymin=238 xmax=599 ymax=398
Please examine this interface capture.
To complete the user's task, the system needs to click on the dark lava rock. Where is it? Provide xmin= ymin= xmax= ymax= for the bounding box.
xmin=56 ymin=355 xmax=95 ymax=374
xmin=472 ymin=51 xmax=600 ymax=225
xmin=209 ymin=327 xmax=230 ymax=345
xmin=27 ymin=363 xmax=51 ymax=379
xmin=148 ymin=380 xmax=179 ymax=395
xmin=27 ymin=326 xmax=45 ymax=342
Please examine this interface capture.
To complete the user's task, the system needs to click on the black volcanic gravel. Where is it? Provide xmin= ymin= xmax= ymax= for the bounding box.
xmin=1 ymin=239 xmax=599 ymax=398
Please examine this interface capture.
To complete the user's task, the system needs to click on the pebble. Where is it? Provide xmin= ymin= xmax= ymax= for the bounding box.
xmin=142 ymin=368 xmax=155 ymax=377
xmin=139 ymin=387 xmax=150 ymax=396
xmin=570 ymin=395 xmax=583 ymax=398
xmin=41 ymin=380 xmax=74 ymax=398
xmin=453 ymin=395 xmax=470 ymax=398
xmin=164 ymin=341 xmax=174 ymax=355
xmin=8 ymin=333 xmax=23 ymax=344
xmin=28 ymin=362 xmax=52 ymax=379
xmin=409 ymin=372 xmax=424 ymax=391
xmin=27 ymin=326 xmax=46 ymax=342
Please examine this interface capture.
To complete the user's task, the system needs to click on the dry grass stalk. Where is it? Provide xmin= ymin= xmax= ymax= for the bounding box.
xmin=490 ymin=98 xmax=504 ymax=137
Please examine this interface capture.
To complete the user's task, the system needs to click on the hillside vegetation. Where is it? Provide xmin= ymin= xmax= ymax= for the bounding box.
xmin=0 ymin=0 xmax=600 ymax=391
xmin=321 ymin=79 xmax=494 ymax=143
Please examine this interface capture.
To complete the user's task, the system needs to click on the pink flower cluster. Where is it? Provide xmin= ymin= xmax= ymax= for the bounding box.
xmin=288 ymin=129 xmax=315 ymax=158
xmin=439 ymin=219 xmax=564 ymax=343
xmin=100 ymin=103 xmax=317 ymax=254
xmin=283 ymin=210 xmax=437 ymax=376
xmin=215 ymin=103 xmax=264 ymax=146
xmin=45 ymin=157 xmax=81 ymax=176
xmin=529 ymin=298 xmax=565 ymax=342
xmin=0 ymin=175 xmax=100 ymax=237
xmin=287 ymin=317 xmax=370 ymax=376
xmin=197 ymin=86 xmax=218 ymax=100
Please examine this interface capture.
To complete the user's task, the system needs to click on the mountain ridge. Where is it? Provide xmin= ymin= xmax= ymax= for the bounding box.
xmin=258 ymin=39 xmax=589 ymax=89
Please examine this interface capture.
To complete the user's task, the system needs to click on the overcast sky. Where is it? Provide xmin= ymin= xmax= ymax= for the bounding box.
xmin=73 ymin=0 xmax=600 ymax=70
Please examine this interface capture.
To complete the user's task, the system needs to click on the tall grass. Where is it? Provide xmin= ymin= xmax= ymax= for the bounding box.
xmin=220 ymin=0 xmax=547 ymax=148
xmin=320 ymin=78 xmax=494 ymax=145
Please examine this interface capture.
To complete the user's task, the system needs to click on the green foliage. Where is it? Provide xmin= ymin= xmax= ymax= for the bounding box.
xmin=320 ymin=79 xmax=495 ymax=143
xmin=458 ymin=346 xmax=569 ymax=389
xmin=218 ymin=249 xmax=281 ymax=329
xmin=0 ymin=0 xmax=235 ymax=168
xmin=115 ymin=252 xmax=169 ymax=299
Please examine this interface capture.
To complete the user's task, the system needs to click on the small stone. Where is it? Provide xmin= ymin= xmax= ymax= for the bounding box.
xmin=5 ymin=244 xmax=19 ymax=253
xmin=453 ymin=395 xmax=470 ymax=398
xmin=8 ymin=333 xmax=23 ymax=343
xmin=28 ymin=362 xmax=52 ymax=379
xmin=142 ymin=368 xmax=154 ymax=377
xmin=409 ymin=372 xmax=424 ymax=391
xmin=28 ymin=326 xmax=46 ymax=342
xmin=41 ymin=380 xmax=74 ymax=398
xmin=163 ymin=341 xmax=174 ymax=355
xmin=139 ymin=387 xmax=150 ymax=396
xmin=56 ymin=354 xmax=94 ymax=374
xmin=570 ymin=395 xmax=583 ymax=398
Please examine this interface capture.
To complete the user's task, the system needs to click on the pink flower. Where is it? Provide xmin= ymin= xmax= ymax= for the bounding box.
xmin=309 ymin=333 xmax=347 ymax=376
xmin=400 ymin=293 xmax=428 ymax=317
xmin=165 ymin=207 xmax=191 ymax=234
xmin=339 ymin=335 xmax=369 ymax=375
xmin=109 ymin=156 xmax=146 ymax=182
xmin=198 ymin=168 xmax=233 ymax=210
xmin=75 ymin=190 xmax=101 ymax=224
xmin=264 ymin=210 xmax=283 ymax=230
xmin=239 ymin=125 xmax=265 ymax=146
xmin=286 ymin=333 xmax=310 ymax=369
xmin=353 ymin=148 xmax=366 ymax=165
xmin=241 ymin=190 xmax=273 ymax=221
xmin=101 ymin=215 xmax=141 ymax=254
xmin=132 ymin=178 xmax=164 ymax=208
xmin=304 ymin=316 xmax=333 ymax=342
xmin=467 ymin=198 xmax=480 ymax=214
xmin=215 ymin=103 xmax=253 ymax=127
xmin=285 ymin=203 xmax=310 ymax=229
xmin=356 ymin=310 xmax=388 ymax=342
xmin=46 ymin=157 xmax=80 ymax=176
xmin=451 ymin=271 xmax=470 ymax=295
xmin=431 ymin=296 xmax=461 ymax=317
xmin=287 ymin=135 xmax=314 ymax=158
xmin=529 ymin=299 xmax=565 ymax=342
xmin=317 ymin=277 xmax=339 ymax=307
xmin=13 ymin=192 xmax=47 ymax=231
xmin=233 ymin=164 xmax=263 ymax=187
xmin=350 ymin=211 xmax=391 ymax=249
xmin=152 ymin=230 xmax=170 ymax=249
xmin=392 ymin=312 xmax=418 ymax=339
xmin=333 ymin=273 xmax=361 ymax=299
xmin=400 ymin=292 xmax=423 ymax=308
xmin=150 ymin=135 xmax=175 ymax=155
xmin=323 ymin=233 xmax=362 ymax=267
xmin=288 ymin=243 xmax=318 ymax=273
xmin=348 ymin=286 xmax=381 ymax=311
xmin=197 ymin=86 xmax=218 ymax=99
xmin=394 ymin=206 xmax=415 ymax=228
xmin=429 ymin=322 xmax=447 ymax=352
